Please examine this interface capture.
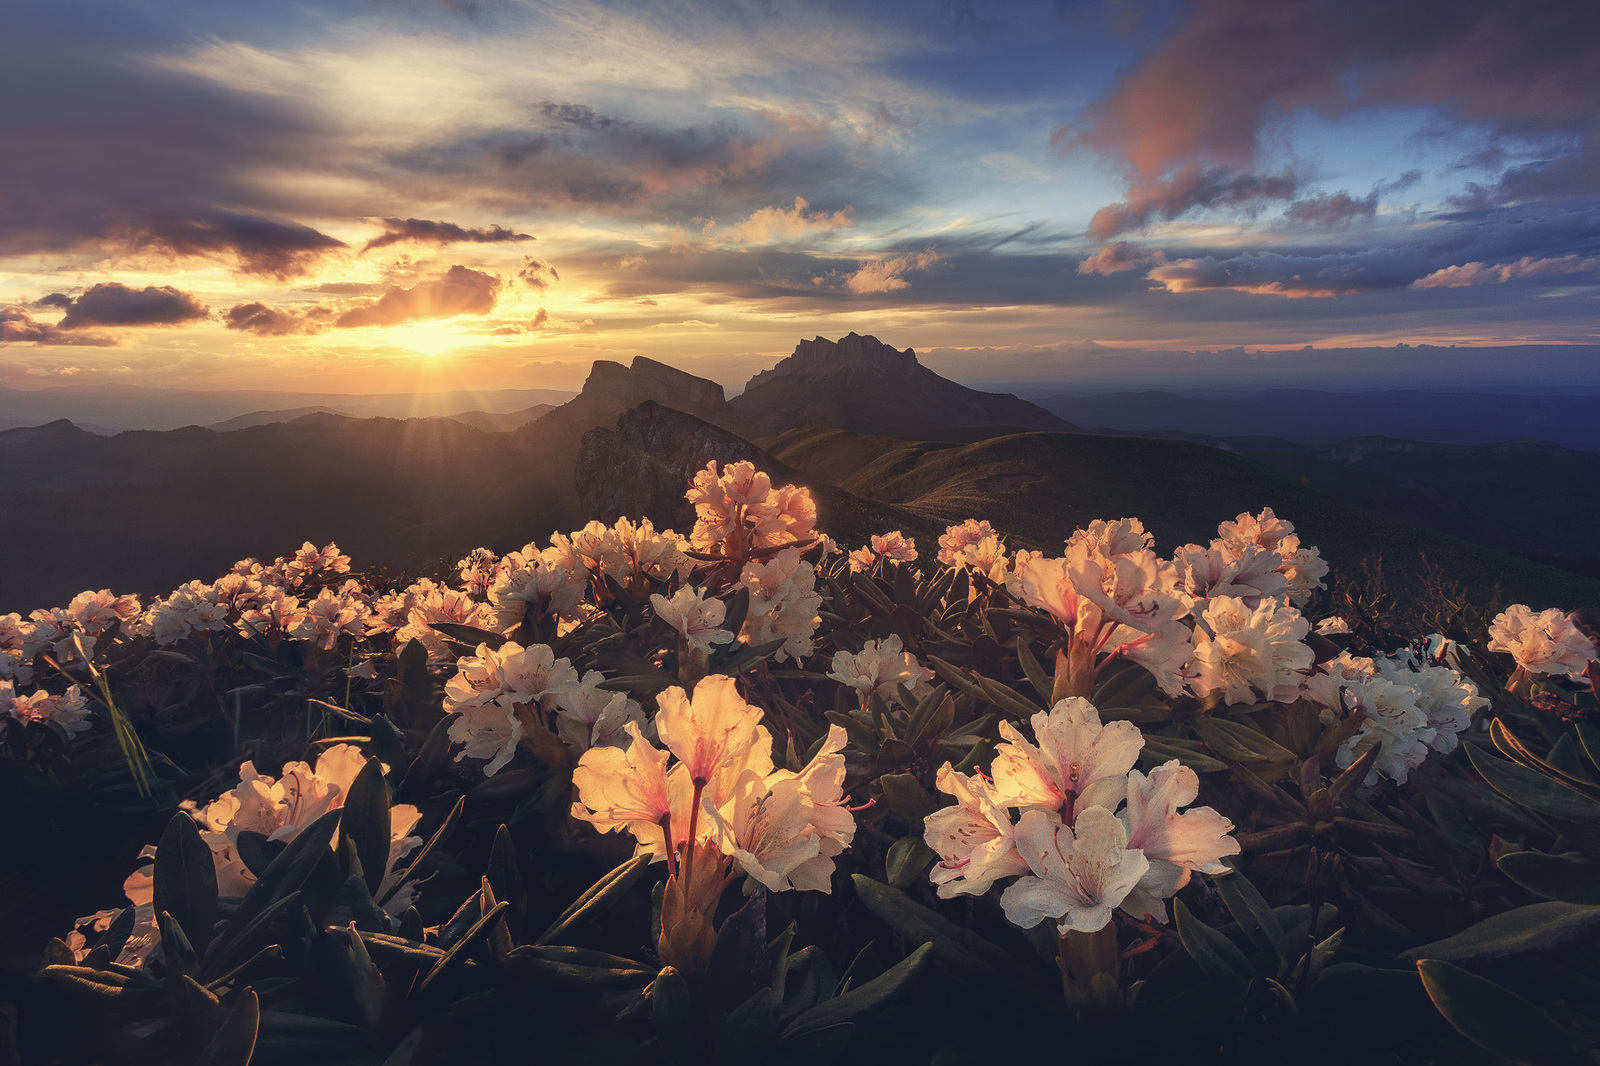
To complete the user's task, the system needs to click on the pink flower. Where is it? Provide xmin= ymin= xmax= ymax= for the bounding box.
xmin=1488 ymin=605 xmax=1598 ymax=678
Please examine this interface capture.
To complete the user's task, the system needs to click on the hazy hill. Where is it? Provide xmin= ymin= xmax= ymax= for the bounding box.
xmin=1040 ymin=388 xmax=1600 ymax=450
xmin=727 ymin=333 xmax=1074 ymax=437
xmin=766 ymin=426 xmax=1600 ymax=610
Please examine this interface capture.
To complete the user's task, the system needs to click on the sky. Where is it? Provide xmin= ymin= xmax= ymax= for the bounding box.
xmin=3 ymin=0 xmax=1598 ymax=395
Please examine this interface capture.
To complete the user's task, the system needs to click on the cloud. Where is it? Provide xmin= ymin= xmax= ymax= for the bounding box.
xmin=224 ymin=301 xmax=339 ymax=336
xmin=1 ymin=307 xmax=117 ymax=346
xmin=1088 ymin=166 xmax=1298 ymax=239
xmin=726 ymin=196 xmax=854 ymax=244
xmin=1061 ymin=0 xmax=1600 ymax=229
xmin=517 ymin=257 xmax=560 ymax=290
xmin=814 ymin=250 xmax=941 ymax=294
xmin=48 ymin=283 xmax=210 ymax=328
xmin=616 ymin=254 xmax=649 ymax=270
xmin=303 ymin=281 xmax=387 ymax=295
xmin=1146 ymin=250 xmax=1422 ymax=297
xmin=1411 ymin=255 xmax=1600 ymax=289
xmin=1282 ymin=190 xmax=1378 ymax=227
xmin=335 ymin=264 xmax=501 ymax=328
xmin=360 ymin=217 xmax=534 ymax=255
xmin=125 ymin=210 xmax=347 ymax=278
xmin=1077 ymin=241 xmax=1162 ymax=275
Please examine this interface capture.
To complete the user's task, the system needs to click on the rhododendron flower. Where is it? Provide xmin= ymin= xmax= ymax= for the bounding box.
xmin=939 ymin=519 xmax=999 ymax=564
xmin=990 ymin=698 xmax=1143 ymax=815
xmin=443 ymin=641 xmax=582 ymax=774
xmin=289 ymin=541 xmax=351 ymax=581
xmin=1315 ymin=616 xmax=1352 ymax=636
xmin=0 ymin=614 xmax=37 ymax=683
xmin=651 ymin=587 xmax=734 ymax=652
xmin=1190 ymin=596 xmax=1314 ymax=705
xmin=827 ymin=633 xmax=934 ymax=706
xmin=189 ymin=745 xmax=422 ymax=911
xmin=924 ymin=764 xmax=1030 ymax=898
xmin=1 ymin=683 xmax=92 ymax=735
xmin=1488 ymin=605 xmax=1598 ymax=678
xmin=456 ymin=548 xmax=501 ymax=598
xmin=389 ymin=584 xmax=494 ymax=662
xmin=236 ymin=589 xmax=305 ymax=640
xmin=847 ymin=546 xmax=878 ymax=573
xmin=1335 ymin=675 xmax=1433 ymax=785
xmin=1169 ymin=543 xmax=1289 ymax=613
xmin=1377 ymin=648 xmax=1487 ymax=756
xmin=1119 ymin=761 xmax=1239 ymax=920
xmin=1215 ymin=508 xmax=1296 ymax=556
xmin=64 ymin=589 xmax=142 ymax=635
xmin=570 ymin=721 xmax=679 ymax=857
xmin=740 ymin=547 xmax=822 ymax=662
xmin=69 ymin=846 xmax=158 ymax=967
xmin=486 ymin=550 xmax=586 ymax=629
xmin=1000 ymin=806 xmax=1150 ymax=934
xmin=654 ymin=675 xmax=773 ymax=791
xmin=685 ymin=461 xmax=814 ymax=558
xmin=290 ymin=586 xmax=372 ymax=650
xmin=706 ymin=725 xmax=856 ymax=892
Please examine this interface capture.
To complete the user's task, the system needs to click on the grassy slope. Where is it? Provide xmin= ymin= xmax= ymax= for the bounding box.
xmin=765 ymin=427 xmax=1600 ymax=611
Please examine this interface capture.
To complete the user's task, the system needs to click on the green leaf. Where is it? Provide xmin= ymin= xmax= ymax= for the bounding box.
xmin=503 ymin=945 xmax=653 ymax=988
xmin=536 ymin=855 xmax=650 ymax=946
xmin=1014 ymin=638 xmax=1053 ymax=704
xmin=418 ymin=900 xmax=508 ymax=994
xmin=234 ymin=832 xmax=284 ymax=881
xmin=1497 ymin=851 xmax=1600 ymax=905
xmin=1466 ymin=744 xmax=1600 ymax=821
xmin=1191 ymin=716 xmax=1297 ymax=764
xmin=154 ymin=813 xmax=219 ymax=959
xmin=879 ymin=773 xmax=937 ymax=824
xmin=712 ymin=988 xmax=780 ymax=1060
xmin=338 ymin=757 xmax=391 ymax=898
xmin=782 ymin=942 xmax=931 ymax=1039
xmin=428 ymin=621 xmax=508 ymax=649
xmin=1140 ymin=735 xmax=1228 ymax=774
xmin=213 ymin=808 xmax=341 ymax=972
xmin=652 ymin=966 xmax=693 ymax=1066
xmin=885 ymin=836 xmax=938 ymax=889
xmin=195 ymin=988 xmax=259 ymax=1066
xmin=1174 ymin=898 xmax=1254 ymax=990
xmin=486 ymin=824 xmax=526 ymax=942
xmin=1214 ymin=866 xmax=1288 ymax=965
xmin=1417 ymin=960 xmax=1582 ymax=1065
xmin=378 ymin=795 xmax=463 ymax=908
xmin=1574 ymin=722 xmax=1600 ymax=773
xmin=1402 ymin=901 xmax=1600 ymax=961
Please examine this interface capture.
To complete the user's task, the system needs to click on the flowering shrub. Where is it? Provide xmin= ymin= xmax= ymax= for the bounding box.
xmin=6 ymin=461 xmax=1600 ymax=1064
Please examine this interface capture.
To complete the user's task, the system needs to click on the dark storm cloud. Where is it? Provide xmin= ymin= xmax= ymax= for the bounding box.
xmin=1145 ymin=249 xmax=1428 ymax=297
xmin=1 ymin=308 xmax=117 ymax=347
xmin=335 ymin=265 xmax=501 ymax=327
xmin=0 ymin=8 xmax=343 ymax=264
xmin=360 ymin=217 xmax=534 ymax=255
xmin=224 ymin=301 xmax=338 ymax=336
xmin=1061 ymin=0 xmax=1600 ymax=232
xmin=50 ymin=283 xmax=210 ymax=328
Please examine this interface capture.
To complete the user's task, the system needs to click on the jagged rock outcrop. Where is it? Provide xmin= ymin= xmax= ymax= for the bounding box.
xmin=726 ymin=332 xmax=1075 ymax=438
xmin=579 ymin=357 xmax=727 ymax=414
xmin=575 ymin=402 xmax=776 ymax=531
xmin=574 ymin=401 xmax=939 ymax=546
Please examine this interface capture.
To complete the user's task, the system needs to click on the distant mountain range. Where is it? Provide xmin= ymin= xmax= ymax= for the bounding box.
xmin=2 ymin=334 xmax=1596 ymax=613
xmin=1038 ymin=389 xmax=1600 ymax=450
xmin=0 ymin=385 xmax=576 ymax=434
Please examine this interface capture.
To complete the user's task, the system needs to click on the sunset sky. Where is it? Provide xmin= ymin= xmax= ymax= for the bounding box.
xmin=4 ymin=0 xmax=1598 ymax=395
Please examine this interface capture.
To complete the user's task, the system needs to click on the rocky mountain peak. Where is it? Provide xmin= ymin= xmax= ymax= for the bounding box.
xmin=742 ymin=332 xmax=918 ymax=391
xmin=579 ymin=356 xmax=726 ymax=413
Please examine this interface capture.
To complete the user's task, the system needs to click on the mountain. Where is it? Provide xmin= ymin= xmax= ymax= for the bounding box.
xmin=765 ymin=426 xmax=1600 ymax=610
xmin=208 ymin=406 xmax=352 ymax=431
xmin=445 ymin=405 xmax=556 ymax=433
xmin=0 ymin=384 xmax=577 ymax=433
xmin=727 ymin=333 xmax=1074 ymax=437
xmin=1038 ymin=388 xmax=1600 ymax=450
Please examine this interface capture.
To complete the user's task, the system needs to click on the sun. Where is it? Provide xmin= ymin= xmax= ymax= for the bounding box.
xmin=386 ymin=320 xmax=470 ymax=357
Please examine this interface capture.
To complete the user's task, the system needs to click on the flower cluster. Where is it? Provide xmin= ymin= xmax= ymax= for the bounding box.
xmin=923 ymin=697 xmax=1239 ymax=933
xmin=1488 ymin=604 xmax=1598 ymax=679
xmin=848 ymin=530 xmax=918 ymax=572
xmin=0 ymin=680 xmax=91 ymax=735
xmin=570 ymin=675 xmax=855 ymax=893
xmin=687 ymin=460 xmax=816 ymax=560
xmin=828 ymin=633 xmax=935 ymax=708
xmin=443 ymin=640 xmax=644 ymax=774
xmin=1301 ymin=639 xmax=1489 ymax=784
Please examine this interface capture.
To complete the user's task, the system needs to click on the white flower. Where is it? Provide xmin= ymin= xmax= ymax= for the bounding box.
xmin=1190 ymin=596 xmax=1314 ymax=705
xmin=1488 ymin=605 xmax=1598 ymax=678
xmin=924 ymin=764 xmax=1030 ymax=898
xmin=827 ymin=633 xmax=934 ymax=706
xmin=651 ymin=587 xmax=734 ymax=652
xmin=740 ymin=548 xmax=822 ymax=662
xmin=1335 ymin=675 xmax=1433 ymax=785
xmin=552 ymin=670 xmax=646 ymax=755
xmin=69 ymin=846 xmax=158 ymax=967
xmin=938 ymin=519 xmax=998 ymax=565
xmin=443 ymin=641 xmax=579 ymax=775
xmin=1119 ymin=761 xmax=1240 ymax=921
xmin=989 ymin=698 xmax=1144 ymax=815
xmin=1000 ymin=806 xmax=1150 ymax=934
xmin=1314 ymin=616 xmax=1352 ymax=636
xmin=1377 ymin=648 xmax=1487 ymax=756
xmin=2 ymin=682 xmax=92 ymax=735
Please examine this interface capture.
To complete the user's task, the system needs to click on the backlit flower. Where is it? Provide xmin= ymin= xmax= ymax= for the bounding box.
xmin=1000 ymin=806 xmax=1149 ymax=934
xmin=651 ymin=587 xmax=734 ymax=652
xmin=1119 ymin=761 xmax=1239 ymax=920
xmin=1190 ymin=595 xmax=1313 ymax=704
xmin=989 ymin=698 xmax=1144 ymax=815
xmin=924 ymin=764 xmax=1029 ymax=898
xmin=1488 ymin=604 xmax=1598 ymax=678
